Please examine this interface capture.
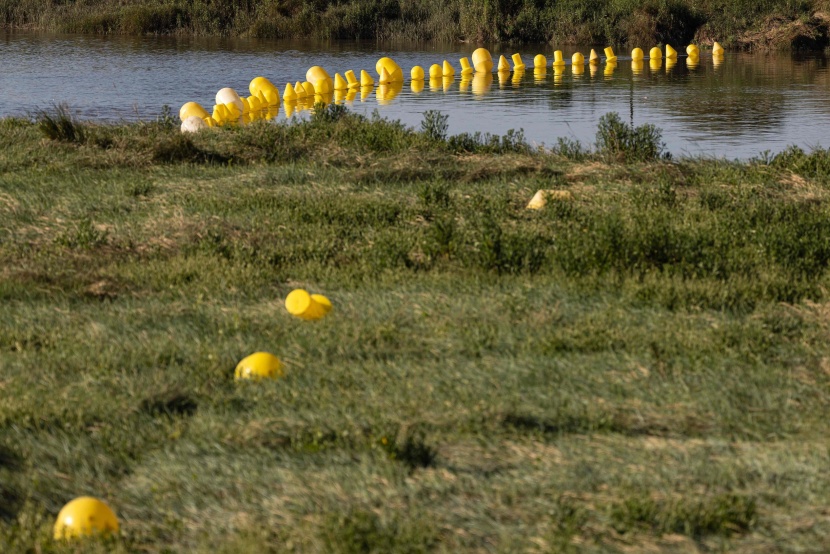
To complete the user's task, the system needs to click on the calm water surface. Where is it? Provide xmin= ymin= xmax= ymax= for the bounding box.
xmin=1 ymin=32 xmax=829 ymax=158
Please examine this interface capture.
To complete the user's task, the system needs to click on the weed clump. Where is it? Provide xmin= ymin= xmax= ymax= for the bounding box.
xmin=322 ymin=509 xmax=437 ymax=554
xmin=596 ymin=112 xmax=669 ymax=162
xmin=37 ymin=104 xmax=85 ymax=143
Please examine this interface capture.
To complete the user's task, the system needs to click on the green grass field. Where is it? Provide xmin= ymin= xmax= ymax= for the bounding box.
xmin=2 ymin=107 xmax=830 ymax=552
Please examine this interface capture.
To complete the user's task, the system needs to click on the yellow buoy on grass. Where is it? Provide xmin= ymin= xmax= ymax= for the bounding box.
xmin=234 ymin=352 xmax=283 ymax=381
xmin=54 ymin=497 xmax=119 ymax=540
xmin=286 ymin=289 xmax=330 ymax=321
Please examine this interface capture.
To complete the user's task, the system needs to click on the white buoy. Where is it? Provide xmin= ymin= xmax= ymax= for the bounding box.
xmin=181 ymin=116 xmax=207 ymax=133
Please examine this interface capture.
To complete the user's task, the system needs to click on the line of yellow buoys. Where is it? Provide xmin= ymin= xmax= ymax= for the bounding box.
xmin=180 ymin=43 xmax=725 ymax=132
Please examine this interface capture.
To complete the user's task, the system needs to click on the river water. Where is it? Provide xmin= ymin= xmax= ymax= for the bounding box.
xmin=1 ymin=32 xmax=829 ymax=158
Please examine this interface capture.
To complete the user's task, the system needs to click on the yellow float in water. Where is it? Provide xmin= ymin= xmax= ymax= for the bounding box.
xmin=665 ymin=44 xmax=678 ymax=59
xmin=179 ymin=101 xmax=208 ymax=122
xmin=235 ymin=352 xmax=283 ymax=381
xmin=713 ymin=41 xmax=724 ymax=56
xmin=293 ymin=81 xmax=306 ymax=98
xmin=378 ymin=66 xmax=393 ymax=85
xmin=334 ymin=73 xmax=348 ymax=90
xmin=649 ymin=47 xmax=662 ymax=59
xmin=429 ymin=64 xmax=442 ymax=79
xmin=471 ymin=47 xmax=494 ymax=73
xmin=411 ymin=65 xmax=425 ymax=80
xmin=302 ymin=81 xmax=316 ymax=97
xmin=306 ymin=66 xmax=332 ymax=94
xmin=572 ymin=52 xmax=585 ymax=65
xmin=631 ymin=47 xmax=644 ymax=61
xmin=360 ymin=70 xmax=374 ymax=87
xmin=442 ymin=60 xmax=455 ymax=77
xmin=511 ymin=53 xmax=526 ymax=71
xmin=345 ymin=70 xmax=360 ymax=88
xmin=589 ymin=49 xmax=600 ymax=64
xmin=534 ymin=54 xmax=547 ymax=68
xmin=686 ymin=44 xmax=699 ymax=56
xmin=286 ymin=289 xmax=330 ymax=321
xmin=459 ymin=57 xmax=473 ymax=76
xmin=376 ymin=57 xmax=404 ymax=82
xmin=552 ymin=50 xmax=565 ymax=67
xmin=497 ymin=55 xmax=510 ymax=71
xmin=249 ymin=76 xmax=280 ymax=105
xmin=604 ymin=47 xmax=617 ymax=63
xmin=283 ymin=82 xmax=298 ymax=102
xmin=54 ymin=497 xmax=119 ymax=540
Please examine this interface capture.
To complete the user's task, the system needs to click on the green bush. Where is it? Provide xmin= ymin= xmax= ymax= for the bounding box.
xmin=596 ymin=112 xmax=669 ymax=162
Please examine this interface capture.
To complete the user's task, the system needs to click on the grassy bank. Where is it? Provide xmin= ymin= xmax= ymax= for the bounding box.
xmin=2 ymin=0 xmax=830 ymax=49
xmin=2 ymin=107 xmax=830 ymax=552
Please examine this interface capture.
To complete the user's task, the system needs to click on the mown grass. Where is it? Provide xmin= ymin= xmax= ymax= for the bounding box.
xmin=1 ymin=107 xmax=830 ymax=552
xmin=2 ymin=0 xmax=830 ymax=49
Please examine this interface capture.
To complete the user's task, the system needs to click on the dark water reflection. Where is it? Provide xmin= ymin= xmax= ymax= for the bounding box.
xmin=1 ymin=32 xmax=828 ymax=158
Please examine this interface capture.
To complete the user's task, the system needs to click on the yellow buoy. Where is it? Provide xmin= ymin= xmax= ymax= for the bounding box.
xmin=411 ymin=79 xmax=425 ymax=93
xmin=429 ymin=63 xmax=442 ymax=79
xmin=283 ymin=83 xmax=298 ymax=102
xmin=686 ymin=44 xmax=699 ymax=56
xmin=649 ymin=47 xmax=662 ymax=59
xmin=311 ymin=294 xmax=333 ymax=315
xmin=179 ymin=102 xmax=208 ymax=122
xmin=589 ymin=49 xmax=600 ymax=64
xmin=181 ymin=115 xmax=208 ymax=133
xmin=665 ymin=44 xmax=678 ymax=59
xmin=306 ymin=66 xmax=332 ymax=94
xmin=234 ymin=352 xmax=283 ymax=381
xmin=334 ymin=73 xmax=348 ymax=90
xmin=239 ymin=97 xmax=251 ymax=114
xmin=572 ymin=52 xmax=585 ymax=65
xmin=302 ymin=81 xmax=316 ymax=97
xmin=54 ymin=497 xmax=119 ymax=540
xmin=286 ymin=289 xmax=328 ymax=320
xmin=250 ymin=76 xmax=279 ymax=105
xmin=459 ymin=57 xmax=473 ymax=75
xmin=497 ymin=55 xmax=510 ymax=71
xmin=411 ymin=65 xmax=425 ymax=80
xmin=376 ymin=57 xmax=404 ymax=82
xmin=345 ymin=70 xmax=360 ymax=88
xmin=442 ymin=60 xmax=455 ymax=77
xmin=533 ymin=54 xmax=547 ymax=68
xmin=527 ymin=190 xmax=573 ymax=210
xmin=604 ymin=46 xmax=617 ymax=63
xmin=511 ymin=53 xmax=526 ymax=71
xmin=294 ymin=81 xmax=306 ymax=98
xmin=224 ymin=102 xmax=241 ymax=119
xmin=360 ymin=70 xmax=374 ymax=87
xmin=552 ymin=50 xmax=565 ymax=67
xmin=378 ymin=66 xmax=392 ymax=85
xmin=631 ymin=47 xmax=644 ymax=61
xmin=713 ymin=41 xmax=724 ymax=56
xmin=471 ymin=47 xmax=494 ymax=73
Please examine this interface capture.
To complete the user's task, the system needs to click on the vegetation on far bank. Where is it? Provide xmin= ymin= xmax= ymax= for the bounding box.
xmin=2 ymin=0 xmax=830 ymax=50
xmin=1 ymin=107 xmax=830 ymax=552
